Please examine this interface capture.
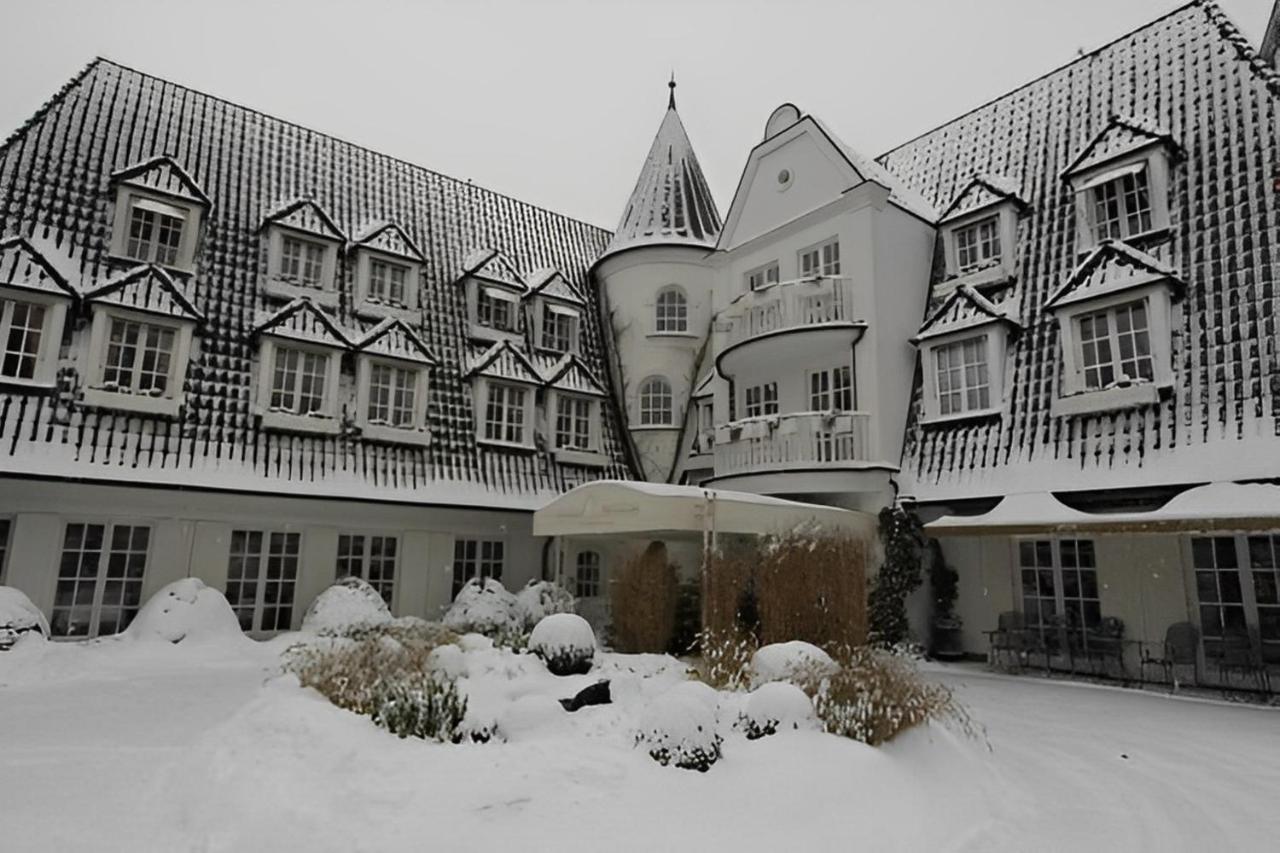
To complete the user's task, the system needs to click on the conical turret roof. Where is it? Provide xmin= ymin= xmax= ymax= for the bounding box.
xmin=601 ymin=81 xmax=721 ymax=260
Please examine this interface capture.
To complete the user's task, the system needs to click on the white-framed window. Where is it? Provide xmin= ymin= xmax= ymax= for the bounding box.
xmin=452 ymin=538 xmax=504 ymax=599
xmin=110 ymin=190 xmax=202 ymax=271
xmin=225 ymin=530 xmax=299 ymax=633
xmin=280 ymin=234 xmax=327 ymax=287
xmin=354 ymin=251 xmax=421 ymax=317
xmin=540 ymin=305 xmax=579 ymax=353
xmin=555 ymin=394 xmax=594 ymax=451
xmin=1017 ymin=538 xmax=1101 ymax=635
xmin=575 ymin=550 xmax=601 ymax=598
xmin=369 ymin=259 xmax=408 ymax=305
xmin=336 ymin=533 xmax=398 ymax=607
xmin=934 ymin=335 xmax=990 ymax=416
xmin=368 ymin=362 xmax=417 ymax=427
xmin=1088 ymin=167 xmax=1152 ymax=243
xmin=654 ymin=286 xmax=688 ymax=333
xmin=807 ymin=365 xmax=852 ymax=411
xmin=83 ymin=308 xmax=195 ymax=415
xmin=1068 ymin=149 xmax=1171 ymax=254
xmin=52 ymin=522 xmax=150 ymax=638
xmin=270 ymin=346 xmax=329 ymax=415
xmin=264 ymin=227 xmax=340 ymax=304
xmin=483 ymin=382 xmax=528 ymax=444
xmin=1190 ymin=534 xmax=1280 ymax=664
xmin=744 ymin=382 xmax=778 ymax=418
xmin=638 ymin=375 xmax=673 ymax=426
xmin=746 ymin=262 xmax=780 ymax=291
xmin=955 ymin=215 xmax=1001 ymax=272
xmin=799 ymin=238 xmax=840 ymax=277
xmin=478 ymin=287 xmax=518 ymax=332
xmin=1 ymin=297 xmax=49 ymax=381
xmin=1076 ymin=300 xmax=1153 ymax=391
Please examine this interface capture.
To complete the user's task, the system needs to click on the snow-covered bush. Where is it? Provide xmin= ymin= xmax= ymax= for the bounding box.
xmin=528 ymin=613 xmax=595 ymax=676
xmin=0 ymin=586 xmax=48 ymax=650
xmin=126 ymin=578 xmax=243 ymax=644
xmin=443 ymin=578 xmax=518 ymax=638
xmin=496 ymin=694 xmax=567 ymax=742
xmin=302 ymin=577 xmax=392 ymax=634
xmin=750 ymin=641 xmax=838 ymax=688
xmin=635 ymin=692 xmax=722 ymax=772
xmin=737 ymin=682 xmax=819 ymax=739
xmin=665 ymin=679 xmax=720 ymax=714
xmin=371 ymin=675 xmax=468 ymax=742
xmin=514 ymin=580 xmax=575 ymax=631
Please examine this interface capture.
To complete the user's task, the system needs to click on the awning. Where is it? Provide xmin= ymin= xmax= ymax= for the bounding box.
xmin=926 ymin=483 xmax=1280 ymax=536
xmin=533 ymin=479 xmax=875 ymax=539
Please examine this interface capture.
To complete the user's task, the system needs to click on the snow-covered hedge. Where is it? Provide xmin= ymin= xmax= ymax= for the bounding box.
xmin=443 ymin=578 xmax=518 ymax=637
xmin=514 ymin=580 xmax=575 ymax=631
xmin=528 ymin=613 xmax=595 ymax=676
xmin=0 ymin=586 xmax=48 ymax=649
xmin=125 ymin=579 xmax=243 ymax=644
xmin=302 ymin=577 xmax=392 ymax=634
xmin=738 ymin=682 xmax=819 ymax=739
xmin=635 ymin=692 xmax=722 ymax=772
xmin=750 ymin=641 xmax=838 ymax=687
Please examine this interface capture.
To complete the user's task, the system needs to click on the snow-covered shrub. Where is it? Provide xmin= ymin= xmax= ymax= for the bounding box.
xmin=750 ymin=641 xmax=838 ymax=688
xmin=737 ymin=682 xmax=819 ymax=739
xmin=697 ymin=627 xmax=757 ymax=691
xmin=302 ymin=577 xmax=392 ymax=634
xmin=635 ymin=692 xmax=722 ymax=772
xmin=283 ymin=628 xmax=454 ymax=716
xmin=496 ymin=694 xmax=567 ymax=742
xmin=514 ymin=580 xmax=575 ymax=631
xmin=126 ymin=578 xmax=243 ymax=644
xmin=610 ymin=542 xmax=678 ymax=653
xmin=794 ymin=646 xmax=973 ymax=746
xmin=528 ymin=613 xmax=596 ymax=676
xmin=665 ymin=679 xmax=720 ymax=714
xmin=371 ymin=675 xmax=468 ymax=742
xmin=0 ymin=586 xmax=48 ymax=650
xmin=443 ymin=578 xmax=518 ymax=637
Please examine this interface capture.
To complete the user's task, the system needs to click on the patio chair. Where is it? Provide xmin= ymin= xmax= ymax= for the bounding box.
xmin=1140 ymin=621 xmax=1199 ymax=690
xmin=984 ymin=611 xmax=1027 ymax=670
xmin=1026 ymin=614 xmax=1074 ymax=674
xmin=1084 ymin=616 xmax=1127 ymax=679
xmin=1210 ymin=630 xmax=1272 ymax=694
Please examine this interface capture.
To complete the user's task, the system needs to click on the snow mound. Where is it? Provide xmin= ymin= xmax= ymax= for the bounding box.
xmin=0 ymin=585 xmax=49 ymax=649
xmin=443 ymin=578 xmax=517 ymax=636
xmin=301 ymin=577 xmax=392 ymax=634
xmin=456 ymin=632 xmax=495 ymax=653
xmin=635 ymin=692 xmax=723 ymax=772
xmin=665 ymin=679 xmax=721 ymax=714
xmin=528 ymin=613 xmax=595 ymax=676
xmin=496 ymin=694 xmax=567 ymax=742
xmin=750 ymin=641 xmax=838 ymax=687
xmin=426 ymin=643 xmax=466 ymax=679
xmin=125 ymin=579 xmax=243 ymax=645
xmin=739 ymin=682 xmax=819 ymax=739
xmin=514 ymin=580 xmax=575 ymax=630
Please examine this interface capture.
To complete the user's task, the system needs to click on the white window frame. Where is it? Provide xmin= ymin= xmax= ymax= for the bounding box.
xmin=452 ymin=537 xmax=505 ymax=599
xmin=919 ymin=330 xmax=1006 ymax=423
xmin=637 ymin=375 xmax=674 ymax=427
xmin=82 ymin=306 xmax=195 ymax=416
xmin=653 ymin=285 xmax=689 ymax=335
xmin=336 ymin=532 xmax=399 ymax=609
xmin=467 ymin=281 xmax=524 ymax=344
xmin=798 ymin=237 xmax=840 ymax=277
xmin=50 ymin=520 xmax=152 ymax=638
xmin=1014 ymin=537 xmax=1103 ymax=637
xmin=806 ymin=363 xmax=853 ymax=413
xmin=355 ymin=356 xmax=431 ymax=445
xmin=939 ymin=203 xmax=1019 ymax=291
xmin=225 ymin=528 xmax=301 ymax=634
xmin=536 ymin=301 xmax=581 ymax=354
xmin=263 ymin=226 xmax=341 ymax=306
xmin=354 ymin=249 xmax=420 ymax=318
xmin=0 ymin=287 xmax=66 ymax=389
xmin=1068 ymin=146 xmax=1171 ymax=254
xmin=1186 ymin=533 xmax=1280 ymax=665
xmin=109 ymin=187 xmax=203 ymax=272
xmin=255 ymin=336 xmax=343 ymax=434
xmin=549 ymin=389 xmax=607 ymax=466
xmin=743 ymin=381 xmax=779 ymax=418
xmin=746 ymin=261 xmax=780 ymax=292
xmin=474 ymin=378 xmax=535 ymax=448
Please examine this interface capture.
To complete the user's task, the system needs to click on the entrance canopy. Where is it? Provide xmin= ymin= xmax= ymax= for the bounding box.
xmin=926 ymin=483 xmax=1280 ymax=536
xmin=533 ymin=480 xmax=874 ymax=539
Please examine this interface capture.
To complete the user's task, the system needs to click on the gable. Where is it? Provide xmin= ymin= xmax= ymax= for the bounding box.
xmin=0 ymin=236 xmax=76 ymax=298
xmin=546 ymin=355 xmax=607 ymax=397
xmin=526 ymin=268 xmax=585 ymax=305
xmin=914 ymin=285 xmax=1018 ymax=342
xmin=86 ymin=265 xmax=204 ymax=322
xmin=262 ymin=199 xmax=346 ymax=242
xmin=354 ymin=318 xmax=439 ymax=365
xmin=939 ymin=175 xmax=1025 ymax=222
xmin=254 ymin=298 xmax=350 ymax=347
xmin=354 ymin=222 xmax=426 ymax=262
xmin=461 ymin=247 xmax=526 ymax=291
xmin=1046 ymin=241 xmax=1183 ymax=310
xmin=1062 ymin=115 xmax=1175 ymax=178
xmin=466 ymin=340 xmax=543 ymax=385
xmin=112 ymin=155 xmax=210 ymax=206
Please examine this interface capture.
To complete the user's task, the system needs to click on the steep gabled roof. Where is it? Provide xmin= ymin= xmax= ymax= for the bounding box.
xmin=525 ymin=268 xmax=585 ymax=305
xmin=253 ymin=298 xmax=350 ymax=348
xmin=811 ymin=117 xmax=938 ymax=223
xmin=111 ymin=155 xmax=211 ymax=206
xmin=85 ymin=264 xmax=204 ymax=322
xmin=1046 ymin=240 xmax=1184 ymax=309
xmin=692 ymin=371 xmax=715 ymax=398
xmin=601 ymin=84 xmax=722 ymax=260
xmin=353 ymin=318 xmax=439 ymax=366
xmin=1061 ymin=114 xmax=1179 ymax=177
xmin=460 ymin=247 xmax=526 ymax=291
xmin=914 ymin=285 xmax=1020 ymax=342
xmin=545 ymin=354 xmax=608 ymax=397
xmin=939 ymin=174 xmax=1026 ymax=221
xmin=0 ymin=235 xmax=77 ymax=298
xmin=261 ymin=198 xmax=346 ymax=242
xmin=466 ymin=340 xmax=543 ymax=385
xmin=353 ymin=221 xmax=426 ymax=262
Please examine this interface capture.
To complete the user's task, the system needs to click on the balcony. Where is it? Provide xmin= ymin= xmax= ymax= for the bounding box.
xmin=708 ymin=410 xmax=877 ymax=491
xmin=716 ymin=277 xmax=866 ymax=378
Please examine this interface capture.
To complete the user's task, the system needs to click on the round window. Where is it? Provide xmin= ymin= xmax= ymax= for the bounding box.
xmin=776 ymin=168 xmax=793 ymax=190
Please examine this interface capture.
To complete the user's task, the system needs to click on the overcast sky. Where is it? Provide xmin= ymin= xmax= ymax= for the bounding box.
xmin=0 ymin=0 xmax=1272 ymax=230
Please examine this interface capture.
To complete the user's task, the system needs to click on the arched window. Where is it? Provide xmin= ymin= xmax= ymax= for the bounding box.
xmin=655 ymin=286 xmax=688 ymax=333
xmin=638 ymin=375 xmax=673 ymax=426
xmin=575 ymin=550 xmax=601 ymax=598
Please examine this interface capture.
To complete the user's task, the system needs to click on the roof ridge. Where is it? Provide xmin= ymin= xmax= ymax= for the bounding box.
xmin=82 ymin=57 xmax=612 ymax=238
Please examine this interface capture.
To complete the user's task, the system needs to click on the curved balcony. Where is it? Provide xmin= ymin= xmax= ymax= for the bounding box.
xmin=716 ymin=277 xmax=866 ymax=378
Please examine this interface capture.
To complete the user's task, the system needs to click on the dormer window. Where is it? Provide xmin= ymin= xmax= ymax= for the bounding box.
xmin=1086 ymin=166 xmax=1152 ymax=243
xmin=1 ymin=299 xmax=50 ymax=381
xmin=109 ymin=157 xmax=209 ymax=273
xmin=353 ymin=319 xmax=437 ymax=445
xmin=353 ymin=223 xmax=426 ymax=318
xmin=914 ymin=285 xmax=1019 ymax=424
xmin=654 ymin=286 xmax=688 ymax=334
xmin=554 ymin=395 xmax=593 ymax=450
xmin=269 ymin=346 xmax=329 ymax=415
xmin=934 ymin=336 xmax=990 ymax=415
xmin=460 ymin=248 xmax=528 ymax=344
xmin=1077 ymin=300 xmax=1152 ymax=390
xmin=253 ymin=298 xmax=349 ymax=434
xmin=955 ymin=216 xmax=1001 ymax=272
xmin=369 ymin=259 xmax=408 ymax=304
xmin=0 ymin=238 xmax=75 ymax=390
xmin=478 ymin=287 xmax=518 ymax=332
xmin=526 ymin=269 xmax=586 ymax=355
xmin=938 ymin=176 xmax=1024 ymax=290
xmin=483 ymin=382 xmax=528 ymax=445
xmin=367 ymin=362 xmax=417 ymax=425
xmin=280 ymin=234 xmax=327 ymax=287
xmin=261 ymin=200 xmax=345 ymax=306
xmin=541 ymin=305 xmax=578 ymax=354
xmin=466 ymin=340 xmax=542 ymax=449
xmin=126 ymin=199 xmax=186 ymax=265
xmin=545 ymin=354 xmax=609 ymax=466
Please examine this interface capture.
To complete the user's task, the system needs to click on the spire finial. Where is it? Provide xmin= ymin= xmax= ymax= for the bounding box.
xmin=668 ymin=72 xmax=676 ymax=110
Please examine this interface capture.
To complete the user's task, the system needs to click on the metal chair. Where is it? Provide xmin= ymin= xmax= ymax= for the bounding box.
xmin=1140 ymin=621 xmax=1199 ymax=690
xmin=1084 ymin=616 xmax=1127 ymax=679
xmin=1026 ymin=613 xmax=1074 ymax=674
xmin=1210 ymin=629 xmax=1272 ymax=694
xmin=984 ymin=610 xmax=1027 ymax=670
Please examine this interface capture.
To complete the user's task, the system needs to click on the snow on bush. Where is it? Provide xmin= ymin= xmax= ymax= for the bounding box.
xmin=665 ymin=679 xmax=720 ymax=714
xmin=635 ymin=691 xmax=723 ymax=772
xmin=527 ymin=613 xmax=595 ymax=676
xmin=496 ymin=694 xmax=567 ymax=742
xmin=125 ymin=578 xmax=243 ymax=644
xmin=302 ymin=577 xmax=392 ymax=634
xmin=443 ymin=578 xmax=518 ymax=637
xmin=737 ymin=682 xmax=819 ymax=739
xmin=514 ymin=580 xmax=575 ymax=631
xmin=371 ymin=675 xmax=468 ymax=742
xmin=750 ymin=641 xmax=838 ymax=687
xmin=427 ymin=643 xmax=467 ymax=679
xmin=0 ymin=585 xmax=48 ymax=649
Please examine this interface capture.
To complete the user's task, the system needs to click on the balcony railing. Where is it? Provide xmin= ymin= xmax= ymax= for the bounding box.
xmin=713 ymin=410 xmax=872 ymax=478
xmin=721 ymin=276 xmax=859 ymax=349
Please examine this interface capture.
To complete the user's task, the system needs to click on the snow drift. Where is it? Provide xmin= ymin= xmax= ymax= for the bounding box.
xmin=125 ymin=578 xmax=245 ymax=645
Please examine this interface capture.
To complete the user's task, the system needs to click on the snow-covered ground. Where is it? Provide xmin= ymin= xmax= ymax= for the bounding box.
xmin=1 ymin=637 xmax=1278 ymax=852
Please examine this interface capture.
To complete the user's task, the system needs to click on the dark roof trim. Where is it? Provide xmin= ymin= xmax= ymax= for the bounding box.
xmin=85 ymin=263 xmax=206 ymax=323
xmin=0 ymin=235 xmax=77 ymax=298
xmin=111 ymin=155 xmax=212 ymax=207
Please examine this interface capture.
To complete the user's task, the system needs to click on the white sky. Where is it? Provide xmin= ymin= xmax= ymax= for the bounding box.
xmin=0 ymin=0 xmax=1273 ymax=231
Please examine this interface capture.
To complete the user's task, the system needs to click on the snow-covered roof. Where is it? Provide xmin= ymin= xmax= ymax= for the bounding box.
xmin=525 ymin=268 xmax=585 ymax=305
xmin=466 ymin=340 xmax=544 ymax=386
xmin=111 ymin=155 xmax=211 ymax=207
xmin=460 ymin=247 xmax=527 ymax=292
xmin=1061 ymin=114 xmax=1178 ymax=178
xmin=0 ymin=235 xmax=76 ymax=298
xmin=938 ymin=173 xmax=1025 ymax=222
xmin=600 ymin=90 xmax=722 ymax=260
xmin=261 ymin=198 xmax=346 ymax=242
xmin=353 ymin=318 xmax=439 ymax=366
xmin=254 ymin=298 xmax=350 ymax=348
xmin=914 ymin=285 xmax=1020 ymax=342
xmin=1045 ymin=240 xmax=1183 ymax=310
xmin=85 ymin=265 xmax=205 ymax=323
xmin=545 ymin=355 xmax=608 ymax=397
xmin=352 ymin=221 xmax=426 ymax=262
